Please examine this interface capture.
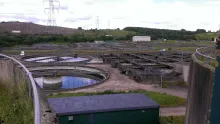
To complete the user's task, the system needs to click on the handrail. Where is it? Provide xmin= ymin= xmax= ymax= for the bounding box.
xmin=0 ymin=54 xmax=40 ymax=124
xmin=196 ymin=47 xmax=216 ymax=60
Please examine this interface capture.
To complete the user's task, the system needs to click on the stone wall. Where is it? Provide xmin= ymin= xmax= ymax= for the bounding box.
xmin=185 ymin=54 xmax=215 ymax=124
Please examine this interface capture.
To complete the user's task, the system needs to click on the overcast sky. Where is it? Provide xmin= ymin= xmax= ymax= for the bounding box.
xmin=0 ymin=0 xmax=219 ymax=31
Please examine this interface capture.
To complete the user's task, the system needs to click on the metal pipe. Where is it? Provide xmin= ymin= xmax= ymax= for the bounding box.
xmin=0 ymin=54 xmax=41 ymax=124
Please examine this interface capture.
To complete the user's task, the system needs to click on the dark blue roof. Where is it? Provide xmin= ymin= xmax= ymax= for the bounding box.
xmin=48 ymin=93 xmax=160 ymax=116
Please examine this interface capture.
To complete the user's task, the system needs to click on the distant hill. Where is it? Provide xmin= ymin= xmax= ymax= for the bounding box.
xmin=0 ymin=21 xmax=77 ymax=35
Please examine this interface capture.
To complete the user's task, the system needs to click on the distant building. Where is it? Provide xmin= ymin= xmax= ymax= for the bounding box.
xmin=105 ymin=34 xmax=112 ymax=37
xmin=214 ymin=37 xmax=217 ymax=42
xmin=94 ymin=41 xmax=104 ymax=44
xmin=132 ymin=36 xmax=151 ymax=42
xmin=12 ymin=30 xmax=21 ymax=34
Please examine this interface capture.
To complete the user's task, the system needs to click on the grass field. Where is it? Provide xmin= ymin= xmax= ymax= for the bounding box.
xmin=0 ymin=84 xmax=33 ymax=124
xmin=76 ymin=29 xmax=137 ymax=38
xmin=195 ymin=32 xmax=216 ymax=41
xmin=48 ymin=90 xmax=186 ymax=108
xmin=160 ymin=116 xmax=185 ymax=124
xmin=173 ymin=47 xmax=197 ymax=52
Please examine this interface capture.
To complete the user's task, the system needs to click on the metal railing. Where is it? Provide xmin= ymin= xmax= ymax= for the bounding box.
xmin=195 ymin=47 xmax=218 ymax=67
xmin=0 ymin=54 xmax=41 ymax=124
xmin=196 ymin=47 xmax=216 ymax=60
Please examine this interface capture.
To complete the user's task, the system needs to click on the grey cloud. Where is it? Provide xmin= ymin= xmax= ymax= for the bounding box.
xmin=140 ymin=21 xmax=171 ymax=25
xmin=84 ymin=0 xmax=98 ymax=5
xmin=84 ymin=1 xmax=95 ymax=5
xmin=59 ymin=5 xmax=69 ymax=10
xmin=0 ymin=15 xmax=46 ymax=23
xmin=68 ymin=11 xmax=75 ymax=15
xmin=65 ymin=16 xmax=92 ymax=22
xmin=153 ymin=22 xmax=170 ymax=25
xmin=112 ymin=17 xmax=124 ymax=20
xmin=167 ymin=24 xmax=178 ymax=28
xmin=195 ymin=22 xmax=210 ymax=26
xmin=82 ymin=24 xmax=92 ymax=28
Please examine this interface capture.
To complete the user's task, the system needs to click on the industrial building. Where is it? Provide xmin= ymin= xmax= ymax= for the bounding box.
xmin=48 ymin=93 xmax=160 ymax=124
xmin=132 ymin=36 xmax=151 ymax=42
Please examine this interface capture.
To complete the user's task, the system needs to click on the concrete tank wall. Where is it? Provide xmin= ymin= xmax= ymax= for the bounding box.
xmin=0 ymin=58 xmax=30 ymax=88
xmin=171 ymin=63 xmax=190 ymax=83
xmin=183 ymin=65 xmax=189 ymax=83
xmin=185 ymin=54 xmax=215 ymax=124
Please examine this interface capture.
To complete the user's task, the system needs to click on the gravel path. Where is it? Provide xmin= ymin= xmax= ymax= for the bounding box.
xmin=160 ymin=106 xmax=186 ymax=117
xmin=68 ymin=64 xmax=187 ymax=99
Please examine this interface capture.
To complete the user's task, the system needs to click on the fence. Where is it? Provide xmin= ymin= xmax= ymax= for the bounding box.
xmin=0 ymin=54 xmax=41 ymax=124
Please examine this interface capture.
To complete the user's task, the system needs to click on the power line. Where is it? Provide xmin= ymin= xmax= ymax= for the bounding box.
xmin=96 ymin=16 xmax=99 ymax=30
xmin=108 ymin=20 xmax=110 ymax=29
xmin=43 ymin=0 xmax=60 ymax=34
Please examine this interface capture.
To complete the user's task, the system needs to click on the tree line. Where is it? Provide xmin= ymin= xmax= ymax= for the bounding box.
xmin=123 ymin=27 xmax=211 ymax=41
xmin=0 ymin=32 xmax=115 ymax=47
xmin=0 ymin=27 xmax=216 ymax=47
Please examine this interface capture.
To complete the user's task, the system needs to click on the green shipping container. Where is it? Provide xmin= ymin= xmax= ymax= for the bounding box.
xmin=48 ymin=93 xmax=160 ymax=124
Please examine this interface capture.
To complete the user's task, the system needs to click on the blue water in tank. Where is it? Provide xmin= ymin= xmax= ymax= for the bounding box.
xmin=61 ymin=76 xmax=97 ymax=89
xmin=35 ymin=76 xmax=97 ymax=89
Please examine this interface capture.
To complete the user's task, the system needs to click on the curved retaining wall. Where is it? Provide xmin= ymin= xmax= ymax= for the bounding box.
xmin=0 ymin=58 xmax=29 ymax=87
xmin=185 ymin=54 xmax=215 ymax=124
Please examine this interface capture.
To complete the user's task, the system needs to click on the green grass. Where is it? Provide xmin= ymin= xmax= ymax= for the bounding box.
xmin=154 ymin=46 xmax=197 ymax=52
xmin=76 ymin=29 xmax=136 ymax=38
xmin=160 ymin=116 xmax=185 ymax=124
xmin=164 ymin=82 xmax=188 ymax=87
xmin=0 ymin=83 xmax=33 ymax=124
xmin=48 ymin=90 xmax=186 ymax=107
xmin=195 ymin=32 xmax=216 ymax=41
xmin=210 ymin=59 xmax=219 ymax=67
xmin=174 ymin=47 xmax=197 ymax=52
xmin=197 ymin=56 xmax=218 ymax=67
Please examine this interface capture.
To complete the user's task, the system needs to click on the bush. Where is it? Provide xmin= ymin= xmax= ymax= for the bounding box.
xmin=0 ymin=82 xmax=33 ymax=124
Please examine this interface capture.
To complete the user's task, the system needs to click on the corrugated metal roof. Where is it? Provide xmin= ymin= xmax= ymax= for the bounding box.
xmin=48 ymin=93 xmax=160 ymax=116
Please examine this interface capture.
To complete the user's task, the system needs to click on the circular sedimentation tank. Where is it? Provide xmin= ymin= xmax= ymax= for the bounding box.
xmin=29 ymin=66 xmax=109 ymax=91
xmin=35 ymin=76 xmax=98 ymax=89
xmin=22 ymin=55 xmax=90 ymax=63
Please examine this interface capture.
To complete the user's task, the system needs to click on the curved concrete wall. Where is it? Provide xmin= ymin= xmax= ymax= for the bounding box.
xmin=0 ymin=58 xmax=30 ymax=86
xmin=185 ymin=54 xmax=215 ymax=124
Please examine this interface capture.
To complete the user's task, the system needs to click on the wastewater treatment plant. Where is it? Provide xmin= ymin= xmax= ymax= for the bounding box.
xmin=0 ymin=39 xmax=219 ymax=124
